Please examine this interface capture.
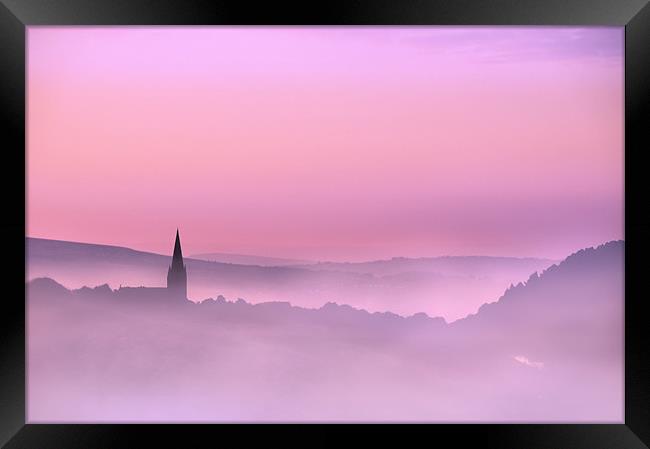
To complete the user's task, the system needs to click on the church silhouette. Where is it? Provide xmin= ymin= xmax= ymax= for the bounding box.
xmin=167 ymin=229 xmax=187 ymax=299
xmin=114 ymin=229 xmax=188 ymax=302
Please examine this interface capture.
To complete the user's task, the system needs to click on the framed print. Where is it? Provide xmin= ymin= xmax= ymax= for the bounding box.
xmin=1 ymin=0 xmax=649 ymax=447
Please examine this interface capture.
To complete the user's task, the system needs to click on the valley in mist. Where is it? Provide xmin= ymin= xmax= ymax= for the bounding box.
xmin=26 ymin=241 xmax=623 ymax=422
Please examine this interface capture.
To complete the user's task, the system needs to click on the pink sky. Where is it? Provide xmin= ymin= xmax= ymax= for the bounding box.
xmin=27 ymin=27 xmax=624 ymax=261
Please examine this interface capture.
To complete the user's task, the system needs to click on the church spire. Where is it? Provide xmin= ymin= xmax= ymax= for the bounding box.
xmin=172 ymin=228 xmax=183 ymax=266
xmin=167 ymin=228 xmax=187 ymax=299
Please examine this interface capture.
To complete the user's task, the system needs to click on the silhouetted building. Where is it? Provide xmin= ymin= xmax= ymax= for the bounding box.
xmin=167 ymin=229 xmax=187 ymax=300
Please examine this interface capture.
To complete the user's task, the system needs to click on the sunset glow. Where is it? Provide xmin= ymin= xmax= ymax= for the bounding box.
xmin=27 ymin=27 xmax=624 ymax=260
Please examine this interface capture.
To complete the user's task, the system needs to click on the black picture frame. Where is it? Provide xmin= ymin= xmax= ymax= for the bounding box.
xmin=1 ymin=0 xmax=648 ymax=447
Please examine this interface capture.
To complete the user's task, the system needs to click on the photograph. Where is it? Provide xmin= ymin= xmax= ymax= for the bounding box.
xmin=25 ymin=26 xmax=624 ymax=423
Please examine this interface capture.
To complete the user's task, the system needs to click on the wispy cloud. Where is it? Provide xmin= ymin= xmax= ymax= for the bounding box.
xmin=401 ymin=27 xmax=623 ymax=65
xmin=514 ymin=355 xmax=544 ymax=369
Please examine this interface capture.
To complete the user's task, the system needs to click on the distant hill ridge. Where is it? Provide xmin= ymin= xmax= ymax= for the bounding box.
xmin=189 ymin=252 xmax=312 ymax=267
xmin=26 ymin=236 xmax=556 ymax=268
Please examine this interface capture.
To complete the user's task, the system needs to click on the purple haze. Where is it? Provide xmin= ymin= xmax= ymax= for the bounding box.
xmin=27 ymin=241 xmax=623 ymax=422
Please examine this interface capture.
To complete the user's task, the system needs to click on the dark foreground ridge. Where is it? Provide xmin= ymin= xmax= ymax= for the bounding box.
xmin=27 ymin=276 xmax=448 ymax=332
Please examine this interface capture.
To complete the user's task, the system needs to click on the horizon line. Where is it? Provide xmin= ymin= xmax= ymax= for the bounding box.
xmin=23 ymin=234 xmax=575 ymax=263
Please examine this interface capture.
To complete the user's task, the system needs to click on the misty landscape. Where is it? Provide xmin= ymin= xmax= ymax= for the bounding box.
xmin=26 ymin=26 xmax=624 ymax=423
xmin=27 ymin=240 xmax=623 ymax=422
xmin=27 ymin=237 xmax=557 ymax=321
